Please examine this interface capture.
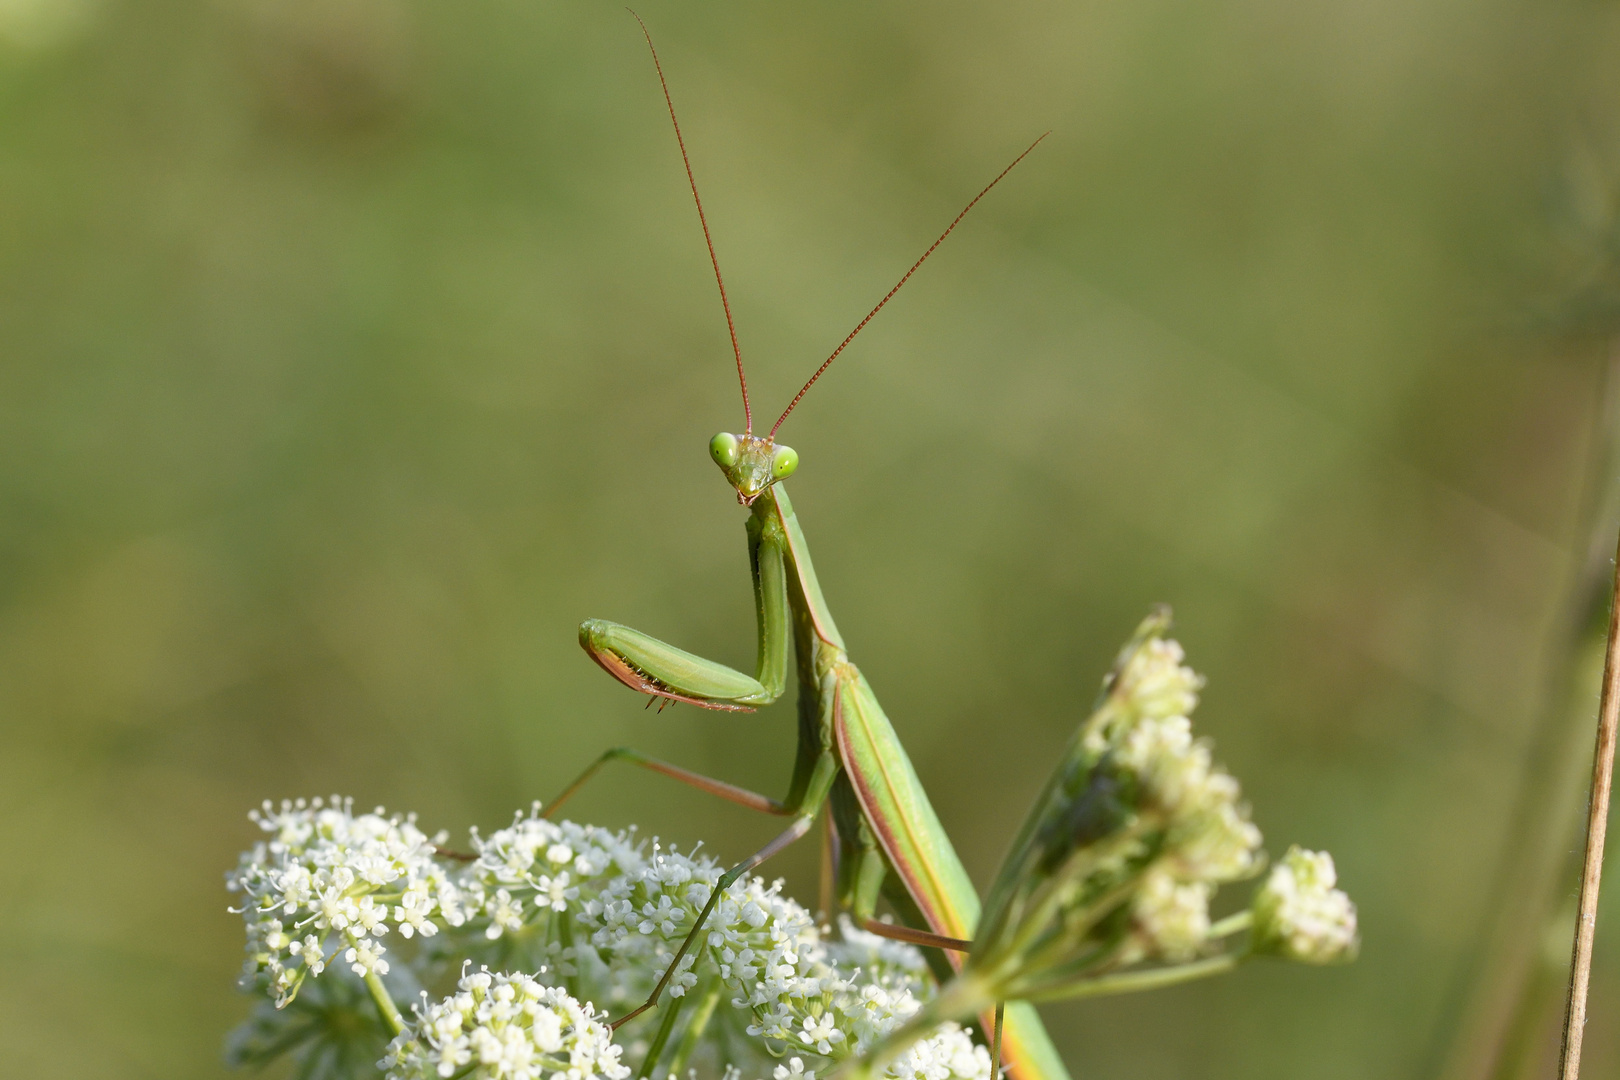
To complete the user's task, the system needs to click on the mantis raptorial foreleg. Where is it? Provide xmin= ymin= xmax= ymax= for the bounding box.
xmin=572 ymin=16 xmax=1071 ymax=1080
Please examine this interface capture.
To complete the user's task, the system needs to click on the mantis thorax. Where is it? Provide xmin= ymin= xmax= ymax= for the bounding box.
xmin=710 ymin=432 xmax=797 ymax=505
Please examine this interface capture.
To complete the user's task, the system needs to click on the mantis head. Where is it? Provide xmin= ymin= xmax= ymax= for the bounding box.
xmin=709 ymin=432 xmax=797 ymax=505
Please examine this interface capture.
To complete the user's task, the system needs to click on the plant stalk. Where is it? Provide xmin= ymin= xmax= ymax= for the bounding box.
xmin=363 ymin=967 xmax=405 ymax=1037
xmin=637 ymin=990 xmax=688 ymax=1079
xmin=1023 ymin=952 xmax=1241 ymax=1004
xmin=1557 ymin=521 xmax=1620 ymax=1080
xmin=666 ymin=979 xmax=723 ymax=1079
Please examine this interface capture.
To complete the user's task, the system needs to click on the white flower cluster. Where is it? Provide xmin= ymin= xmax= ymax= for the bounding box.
xmin=462 ymin=809 xmax=646 ymax=951
xmin=583 ymin=844 xmax=985 ymax=1079
xmin=882 ymin=1022 xmax=990 ymax=1080
xmin=1085 ymin=636 xmax=1264 ymax=964
xmin=230 ymin=800 xmax=987 ymax=1080
xmin=228 ymin=797 xmax=467 ymax=1006
xmin=1252 ymin=846 xmax=1358 ymax=964
xmin=381 ymin=968 xmax=629 ymax=1080
xmin=771 ymin=1023 xmax=989 ymax=1080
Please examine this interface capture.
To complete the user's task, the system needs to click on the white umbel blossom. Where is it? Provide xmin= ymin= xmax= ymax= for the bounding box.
xmin=579 ymin=845 xmax=985 ymax=1079
xmin=232 ymin=799 xmax=986 ymax=1079
xmin=1252 ymin=846 xmax=1358 ymax=964
xmin=585 ymin=844 xmax=977 ymax=1073
xmin=887 ymin=1024 xmax=991 ymax=1080
xmin=228 ymin=797 xmax=461 ymax=1007
xmin=1113 ymin=714 xmax=1262 ymax=885
xmin=471 ymin=810 xmax=643 ymax=894
xmin=379 ymin=968 xmax=629 ymax=1080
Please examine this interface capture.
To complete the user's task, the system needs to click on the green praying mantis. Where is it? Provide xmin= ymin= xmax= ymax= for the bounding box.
xmin=547 ymin=17 xmax=1069 ymax=1080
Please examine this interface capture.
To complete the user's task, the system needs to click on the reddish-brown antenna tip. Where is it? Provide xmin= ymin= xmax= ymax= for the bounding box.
xmin=630 ymin=10 xmax=753 ymax=433
xmin=768 ymin=131 xmax=1050 ymax=441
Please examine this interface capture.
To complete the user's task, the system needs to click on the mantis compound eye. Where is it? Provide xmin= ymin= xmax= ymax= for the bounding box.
xmin=771 ymin=444 xmax=798 ymax=480
xmin=710 ymin=432 xmax=741 ymax=468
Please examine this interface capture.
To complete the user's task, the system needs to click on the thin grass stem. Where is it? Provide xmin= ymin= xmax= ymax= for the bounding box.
xmin=1556 ymin=522 xmax=1620 ymax=1080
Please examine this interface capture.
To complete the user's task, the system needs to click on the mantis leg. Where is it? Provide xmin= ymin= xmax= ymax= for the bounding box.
xmin=543 ymin=746 xmax=791 ymax=819
xmin=819 ymin=811 xmax=838 ymax=921
xmin=611 ymin=749 xmax=841 ymax=1030
xmin=833 ymin=776 xmax=973 ymax=953
xmin=580 ymin=502 xmax=792 ymax=710
xmin=857 ymin=919 xmax=971 ymax=952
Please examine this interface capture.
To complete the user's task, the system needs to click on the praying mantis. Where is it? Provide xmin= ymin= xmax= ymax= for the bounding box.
xmin=549 ymin=17 xmax=1069 ymax=1080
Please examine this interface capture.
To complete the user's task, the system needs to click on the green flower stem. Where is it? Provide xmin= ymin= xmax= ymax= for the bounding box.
xmin=665 ymin=979 xmax=723 ymax=1079
xmin=971 ymin=858 xmax=1150 ymax=997
xmin=1025 ymin=952 xmax=1243 ymax=1005
xmin=364 ymin=967 xmax=405 ymax=1036
xmin=991 ymin=821 xmax=1156 ymax=970
xmin=1208 ymin=911 xmax=1252 ymax=938
xmin=554 ymin=908 xmax=580 ymax=1002
xmin=636 ymin=989 xmax=688 ymax=1079
xmin=347 ymin=932 xmax=405 ymax=1037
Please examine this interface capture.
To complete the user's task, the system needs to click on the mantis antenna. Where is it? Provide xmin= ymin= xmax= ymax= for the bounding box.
xmin=631 ymin=10 xmax=753 ymax=434
xmin=767 ymin=130 xmax=1050 ymax=441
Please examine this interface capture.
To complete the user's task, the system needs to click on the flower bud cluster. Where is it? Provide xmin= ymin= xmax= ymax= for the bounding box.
xmin=1096 ymin=641 xmax=1262 ymax=962
xmin=959 ymin=613 xmax=1300 ymax=1013
xmin=380 ymin=967 xmax=629 ymax=1080
xmin=1068 ymin=632 xmax=1261 ymax=966
xmin=1251 ymin=846 xmax=1358 ymax=964
xmin=845 ymin=612 xmax=1356 ymax=1079
xmin=1106 ymin=635 xmax=1203 ymax=722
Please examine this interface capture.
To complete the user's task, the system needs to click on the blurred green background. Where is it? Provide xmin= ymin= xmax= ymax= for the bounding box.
xmin=4 ymin=0 xmax=1620 ymax=1076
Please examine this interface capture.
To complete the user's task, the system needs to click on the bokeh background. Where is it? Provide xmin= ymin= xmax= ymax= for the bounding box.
xmin=4 ymin=0 xmax=1620 ymax=1077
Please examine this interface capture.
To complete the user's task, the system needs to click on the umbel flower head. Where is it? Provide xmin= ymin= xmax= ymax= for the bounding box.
xmin=380 ymin=967 xmax=628 ymax=1080
xmin=227 ymin=797 xmax=463 ymax=1008
xmin=231 ymin=799 xmax=994 ymax=1080
xmin=963 ymin=607 xmax=1264 ymax=1004
xmin=842 ymin=609 xmax=1357 ymax=1079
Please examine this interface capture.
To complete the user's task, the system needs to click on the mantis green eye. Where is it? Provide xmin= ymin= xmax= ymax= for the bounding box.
xmin=710 ymin=432 xmax=740 ymax=468
xmin=772 ymin=445 xmax=798 ymax=480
